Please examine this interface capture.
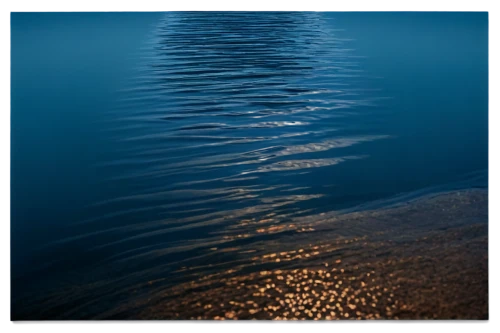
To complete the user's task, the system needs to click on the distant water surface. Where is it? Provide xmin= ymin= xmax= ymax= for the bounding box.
xmin=11 ymin=12 xmax=488 ymax=319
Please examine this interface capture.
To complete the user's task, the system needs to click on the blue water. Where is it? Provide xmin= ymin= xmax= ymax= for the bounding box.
xmin=11 ymin=12 xmax=488 ymax=318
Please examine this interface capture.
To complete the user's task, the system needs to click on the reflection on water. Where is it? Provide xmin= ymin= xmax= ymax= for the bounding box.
xmin=76 ymin=12 xmax=389 ymax=263
xmin=11 ymin=12 xmax=488 ymax=320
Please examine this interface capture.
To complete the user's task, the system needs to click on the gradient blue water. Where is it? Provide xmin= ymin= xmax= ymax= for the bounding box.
xmin=11 ymin=12 xmax=488 ymax=318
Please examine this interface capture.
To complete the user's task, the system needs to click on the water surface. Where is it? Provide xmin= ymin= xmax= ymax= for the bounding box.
xmin=11 ymin=12 xmax=488 ymax=319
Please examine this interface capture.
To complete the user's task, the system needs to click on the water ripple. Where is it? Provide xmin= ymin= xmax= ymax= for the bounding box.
xmin=19 ymin=12 xmax=393 ymax=319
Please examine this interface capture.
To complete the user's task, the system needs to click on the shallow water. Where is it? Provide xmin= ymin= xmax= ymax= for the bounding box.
xmin=11 ymin=12 xmax=488 ymax=319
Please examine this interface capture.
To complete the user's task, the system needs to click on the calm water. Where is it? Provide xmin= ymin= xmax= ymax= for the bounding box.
xmin=11 ymin=12 xmax=488 ymax=318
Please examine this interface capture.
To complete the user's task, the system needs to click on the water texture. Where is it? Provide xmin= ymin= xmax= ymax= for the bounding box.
xmin=11 ymin=12 xmax=488 ymax=319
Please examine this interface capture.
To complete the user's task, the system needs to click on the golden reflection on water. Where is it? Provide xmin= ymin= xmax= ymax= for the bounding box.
xmin=153 ymin=258 xmax=402 ymax=320
xmin=135 ymin=190 xmax=488 ymax=320
xmin=17 ymin=191 xmax=485 ymax=320
xmin=141 ymin=232 xmax=413 ymax=320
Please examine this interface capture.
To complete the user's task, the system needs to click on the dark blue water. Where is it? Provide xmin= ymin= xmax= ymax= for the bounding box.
xmin=11 ymin=12 xmax=488 ymax=318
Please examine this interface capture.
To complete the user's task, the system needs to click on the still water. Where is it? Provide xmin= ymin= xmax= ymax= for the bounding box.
xmin=11 ymin=12 xmax=488 ymax=318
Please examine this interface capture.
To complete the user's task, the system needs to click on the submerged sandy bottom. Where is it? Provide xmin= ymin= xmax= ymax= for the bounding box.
xmin=12 ymin=189 xmax=488 ymax=320
xmin=136 ymin=189 xmax=488 ymax=320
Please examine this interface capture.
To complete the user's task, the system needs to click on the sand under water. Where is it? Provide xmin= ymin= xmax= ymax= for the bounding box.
xmin=134 ymin=189 xmax=488 ymax=320
xmin=12 ymin=189 xmax=487 ymax=320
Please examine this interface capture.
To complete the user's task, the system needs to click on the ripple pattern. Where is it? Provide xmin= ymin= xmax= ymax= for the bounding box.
xmin=11 ymin=12 xmax=490 ymax=321
xmin=14 ymin=12 xmax=393 ymax=319
xmin=68 ymin=11 xmax=389 ymax=292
